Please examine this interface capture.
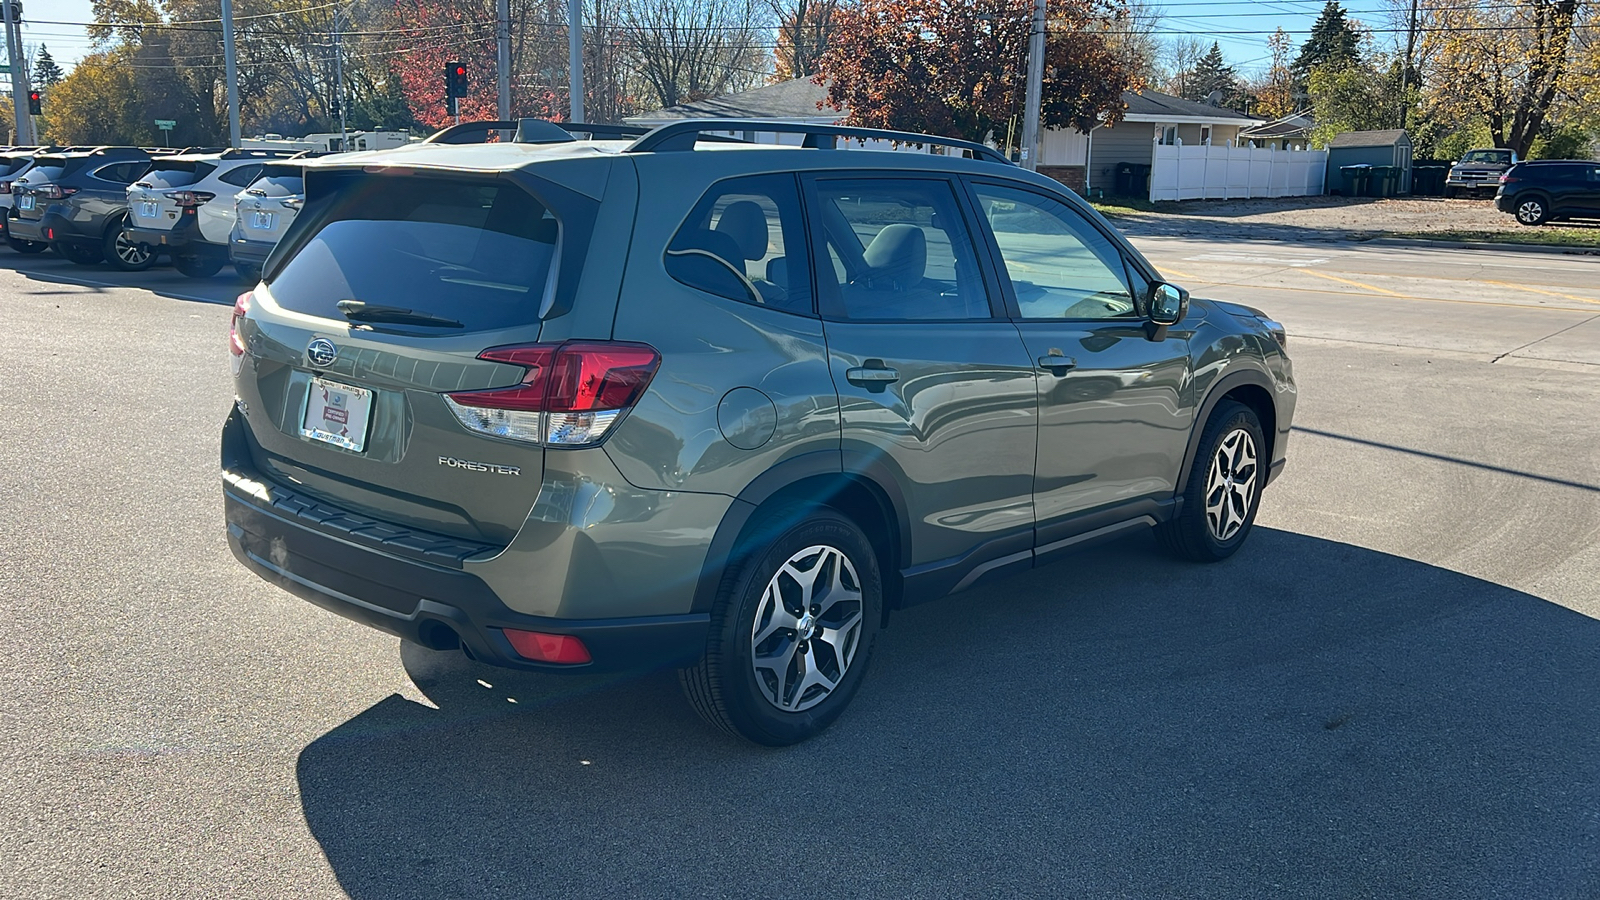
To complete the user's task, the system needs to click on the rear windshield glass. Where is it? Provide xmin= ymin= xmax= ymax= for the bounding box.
xmin=141 ymin=161 xmax=217 ymax=188
xmin=20 ymin=159 xmax=70 ymax=182
xmin=267 ymin=175 xmax=558 ymax=331
xmin=0 ymin=157 xmax=29 ymax=176
xmin=244 ymin=166 xmax=303 ymax=197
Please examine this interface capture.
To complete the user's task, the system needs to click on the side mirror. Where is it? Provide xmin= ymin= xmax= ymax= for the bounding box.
xmin=1149 ymin=282 xmax=1189 ymax=326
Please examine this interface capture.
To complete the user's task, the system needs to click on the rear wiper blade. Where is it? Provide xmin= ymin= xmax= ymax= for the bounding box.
xmin=336 ymin=299 xmax=462 ymax=328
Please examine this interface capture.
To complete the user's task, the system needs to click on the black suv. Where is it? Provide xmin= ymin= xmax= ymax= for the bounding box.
xmin=1494 ymin=160 xmax=1600 ymax=226
xmin=8 ymin=147 xmax=154 ymax=268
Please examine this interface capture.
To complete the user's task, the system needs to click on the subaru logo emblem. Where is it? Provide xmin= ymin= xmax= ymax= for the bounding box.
xmin=306 ymin=338 xmax=339 ymax=368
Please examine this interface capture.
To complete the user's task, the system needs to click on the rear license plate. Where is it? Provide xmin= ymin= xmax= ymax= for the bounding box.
xmin=301 ymin=378 xmax=373 ymax=452
xmin=250 ymin=210 xmax=274 ymax=229
xmin=18 ymin=195 xmax=34 ymax=211
xmin=139 ymin=201 xmax=159 ymax=218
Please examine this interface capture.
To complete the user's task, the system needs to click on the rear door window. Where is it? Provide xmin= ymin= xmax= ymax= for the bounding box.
xmin=93 ymin=162 xmax=150 ymax=184
xmin=266 ymin=174 xmax=559 ymax=332
xmin=664 ymin=174 xmax=812 ymax=314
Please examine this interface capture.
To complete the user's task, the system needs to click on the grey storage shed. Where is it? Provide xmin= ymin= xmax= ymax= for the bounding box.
xmin=1325 ymin=129 xmax=1414 ymax=194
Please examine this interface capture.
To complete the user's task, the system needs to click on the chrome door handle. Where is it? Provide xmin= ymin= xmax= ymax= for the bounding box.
xmin=1038 ymin=354 xmax=1077 ymax=373
xmin=845 ymin=363 xmax=899 ymax=385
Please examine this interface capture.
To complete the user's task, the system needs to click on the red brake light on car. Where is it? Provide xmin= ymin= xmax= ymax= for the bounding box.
xmin=38 ymin=184 xmax=76 ymax=200
xmin=230 ymin=292 xmax=252 ymax=357
xmin=443 ymin=342 xmax=660 ymax=446
xmin=0 ymin=182 xmax=10 ymax=194
xmin=502 ymin=629 xmax=591 ymax=664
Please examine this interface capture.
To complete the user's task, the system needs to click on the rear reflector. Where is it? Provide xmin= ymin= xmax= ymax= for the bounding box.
xmin=502 ymin=629 xmax=592 ymax=664
xmin=444 ymin=341 xmax=659 ymax=447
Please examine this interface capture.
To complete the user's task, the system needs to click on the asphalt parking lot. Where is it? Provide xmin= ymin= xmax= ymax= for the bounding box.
xmin=2 ymin=240 xmax=1597 ymax=899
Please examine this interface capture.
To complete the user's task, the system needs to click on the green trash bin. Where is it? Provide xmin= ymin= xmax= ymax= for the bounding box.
xmin=1369 ymin=165 xmax=1396 ymax=198
xmin=1339 ymin=164 xmax=1371 ymax=197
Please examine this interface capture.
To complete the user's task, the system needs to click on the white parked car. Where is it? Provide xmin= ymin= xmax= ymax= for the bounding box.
xmin=0 ymin=148 xmax=48 ymax=253
xmin=229 ymin=161 xmax=306 ymax=282
xmin=124 ymin=148 xmax=299 ymax=276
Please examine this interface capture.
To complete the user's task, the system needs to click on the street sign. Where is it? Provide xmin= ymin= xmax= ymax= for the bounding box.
xmin=154 ymin=119 xmax=176 ymax=130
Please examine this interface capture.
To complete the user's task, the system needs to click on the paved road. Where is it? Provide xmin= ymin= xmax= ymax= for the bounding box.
xmin=1 ymin=241 xmax=1597 ymax=899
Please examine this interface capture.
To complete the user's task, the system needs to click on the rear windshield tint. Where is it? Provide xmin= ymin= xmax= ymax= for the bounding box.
xmin=267 ymin=175 xmax=558 ymax=331
xmin=141 ymin=161 xmax=217 ymax=188
xmin=244 ymin=166 xmax=303 ymax=197
xmin=0 ymin=157 xmax=29 ymax=176
xmin=21 ymin=160 xmax=69 ymax=182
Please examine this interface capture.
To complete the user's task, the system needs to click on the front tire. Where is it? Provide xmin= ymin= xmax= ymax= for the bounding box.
xmin=1157 ymin=400 xmax=1266 ymax=562
xmin=6 ymin=235 xmax=47 ymax=253
xmin=173 ymin=252 xmax=226 ymax=278
xmin=680 ymin=506 xmax=882 ymax=745
xmin=1514 ymin=197 xmax=1550 ymax=226
xmin=53 ymin=241 xmax=103 ymax=266
xmin=103 ymin=216 xmax=155 ymax=271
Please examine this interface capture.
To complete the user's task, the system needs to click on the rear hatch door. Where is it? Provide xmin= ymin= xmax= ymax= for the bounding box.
xmin=234 ymin=170 xmax=573 ymax=546
xmin=129 ymin=160 xmax=216 ymax=232
xmin=13 ymin=156 xmax=74 ymax=219
xmin=235 ymin=164 xmax=303 ymax=244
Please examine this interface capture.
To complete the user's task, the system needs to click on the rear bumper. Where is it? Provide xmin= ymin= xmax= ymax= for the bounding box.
xmin=127 ymin=218 xmax=208 ymax=252
xmin=229 ymin=237 xmax=274 ymax=267
xmin=7 ymin=212 xmax=58 ymax=243
xmin=220 ymin=406 xmax=710 ymax=673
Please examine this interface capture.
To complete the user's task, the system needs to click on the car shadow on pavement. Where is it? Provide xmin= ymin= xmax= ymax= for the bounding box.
xmin=295 ymin=527 xmax=1600 ymax=899
xmin=0 ymin=251 xmax=249 ymax=306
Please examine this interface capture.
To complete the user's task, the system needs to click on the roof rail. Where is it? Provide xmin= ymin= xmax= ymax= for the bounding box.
xmin=425 ymin=119 xmax=656 ymax=145
xmin=221 ymin=147 xmax=302 ymax=159
xmin=623 ymin=119 xmax=1012 ymax=165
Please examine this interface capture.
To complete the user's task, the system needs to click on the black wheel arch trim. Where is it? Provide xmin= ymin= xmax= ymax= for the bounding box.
xmin=1176 ymin=367 xmax=1281 ymax=495
xmin=690 ymin=447 xmax=915 ymax=614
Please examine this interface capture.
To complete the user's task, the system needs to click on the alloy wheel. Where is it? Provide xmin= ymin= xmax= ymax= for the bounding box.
xmin=1205 ymin=428 xmax=1259 ymax=542
xmin=1517 ymin=201 xmax=1544 ymax=224
xmin=750 ymin=544 xmax=864 ymax=712
xmin=115 ymin=231 xmax=151 ymax=266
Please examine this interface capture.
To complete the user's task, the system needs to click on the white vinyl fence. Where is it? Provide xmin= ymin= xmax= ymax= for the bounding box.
xmin=1150 ymin=143 xmax=1327 ymax=201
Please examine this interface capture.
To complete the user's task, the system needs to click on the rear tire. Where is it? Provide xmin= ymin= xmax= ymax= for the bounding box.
xmin=173 ymin=252 xmax=226 ymax=278
xmin=6 ymin=235 xmax=47 ymax=253
xmin=53 ymin=241 xmax=103 ymax=266
xmin=103 ymin=215 xmax=155 ymax=271
xmin=1514 ymin=196 xmax=1550 ymax=226
xmin=1157 ymin=400 xmax=1266 ymax=563
xmin=680 ymin=505 xmax=881 ymax=745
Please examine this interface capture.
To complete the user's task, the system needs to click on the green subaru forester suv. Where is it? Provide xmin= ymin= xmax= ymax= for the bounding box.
xmin=223 ymin=119 xmax=1295 ymax=745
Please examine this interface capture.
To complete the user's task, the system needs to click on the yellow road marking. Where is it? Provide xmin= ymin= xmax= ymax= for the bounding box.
xmin=1159 ymin=266 xmax=1201 ymax=281
xmin=1482 ymin=279 xmax=1600 ymax=306
xmin=1162 ymin=279 xmax=1593 ymax=313
xmin=1302 ymin=269 xmax=1409 ymax=297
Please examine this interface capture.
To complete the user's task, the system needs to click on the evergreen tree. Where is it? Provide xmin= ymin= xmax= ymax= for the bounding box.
xmin=1189 ymin=42 xmax=1237 ymax=103
xmin=1291 ymin=1 xmax=1361 ymax=95
xmin=33 ymin=45 xmax=65 ymax=87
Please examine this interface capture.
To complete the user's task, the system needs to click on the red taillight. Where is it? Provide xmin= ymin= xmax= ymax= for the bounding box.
xmin=1499 ymin=173 xmax=1518 ymax=184
xmin=165 ymin=190 xmax=216 ymax=208
xmin=502 ymin=629 xmax=591 ymax=664
xmin=443 ymin=342 xmax=660 ymax=446
xmin=230 ymin=292 xmax=251 ymax=357
xmin=0 ymin=181 xmax=10 ymax=195
xmin=38 ymin=184 xmax=76 ymax=200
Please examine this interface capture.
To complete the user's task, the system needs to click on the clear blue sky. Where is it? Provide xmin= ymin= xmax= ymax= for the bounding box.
xmin=15 ymin=0 xmax=1404 ymax=74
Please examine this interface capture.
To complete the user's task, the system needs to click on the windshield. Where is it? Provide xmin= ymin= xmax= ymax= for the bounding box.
xmin=1460 ymin=150 xmax=1512 ymax=165
xmin=140 ymin=161 xmax=217 ymax=188
xmin=0 ymin=157 xmax=30 ymax=176
xmin=20 ymin=158 xmax=70 ymax=183
xmin=267 ymin=174 xmax=559 ymax=332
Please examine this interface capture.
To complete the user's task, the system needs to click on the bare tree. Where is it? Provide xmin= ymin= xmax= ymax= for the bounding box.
xmin=769 ymin=0 xmax=839 ymax=80
xmin=1158 ymin=35 xmax=1209 ymax=98
xmin=1102 ymin=0 xmax=1161 ymax=87
xmin=620 ymin=0 xmax=771 ymax=109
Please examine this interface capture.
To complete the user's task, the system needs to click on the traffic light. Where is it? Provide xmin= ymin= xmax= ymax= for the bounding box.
xmin=443 ymin=62 xmax=467 ymax=116
xmin=27 ymin=90 xmax=41 ymax=116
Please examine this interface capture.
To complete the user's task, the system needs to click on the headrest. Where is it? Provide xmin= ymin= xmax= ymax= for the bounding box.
xmin=672 ymin=228 xmax=745 ymax=271
xmin=862 ymin=224 xmax=926 ymax=287
xmin=765 ymin=256 xmax=787 ymax=286
xmin=715 ymin=200 xmax=770 ymax=261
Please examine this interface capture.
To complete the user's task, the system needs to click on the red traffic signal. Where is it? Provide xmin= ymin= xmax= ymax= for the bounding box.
xmin=444 ymin=62 xmax=468 ymax=99
xmin=27 ymin=90 xmax=40 ymax=115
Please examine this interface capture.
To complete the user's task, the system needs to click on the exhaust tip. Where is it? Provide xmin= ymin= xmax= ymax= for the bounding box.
xmin=415 ymin=619 xmax=461 ymax=652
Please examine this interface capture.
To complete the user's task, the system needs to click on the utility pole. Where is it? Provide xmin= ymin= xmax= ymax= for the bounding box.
xmin=497 ymin=0 xmax=510 ymax=120
xmin=333 ymin=7 xmax=347 ymax=149
xmin=568 ymin=0 xmax=583 ymax=123
xmin=221 ymin=0 xmax=241 ymax=146
xmin=1400 ymin=0 xmax=1418 ymax=130
xmin=1019 ymin=0 xmax=1045 ymax=170
xmin=3 ymin=0 xmax=33 ymax=144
